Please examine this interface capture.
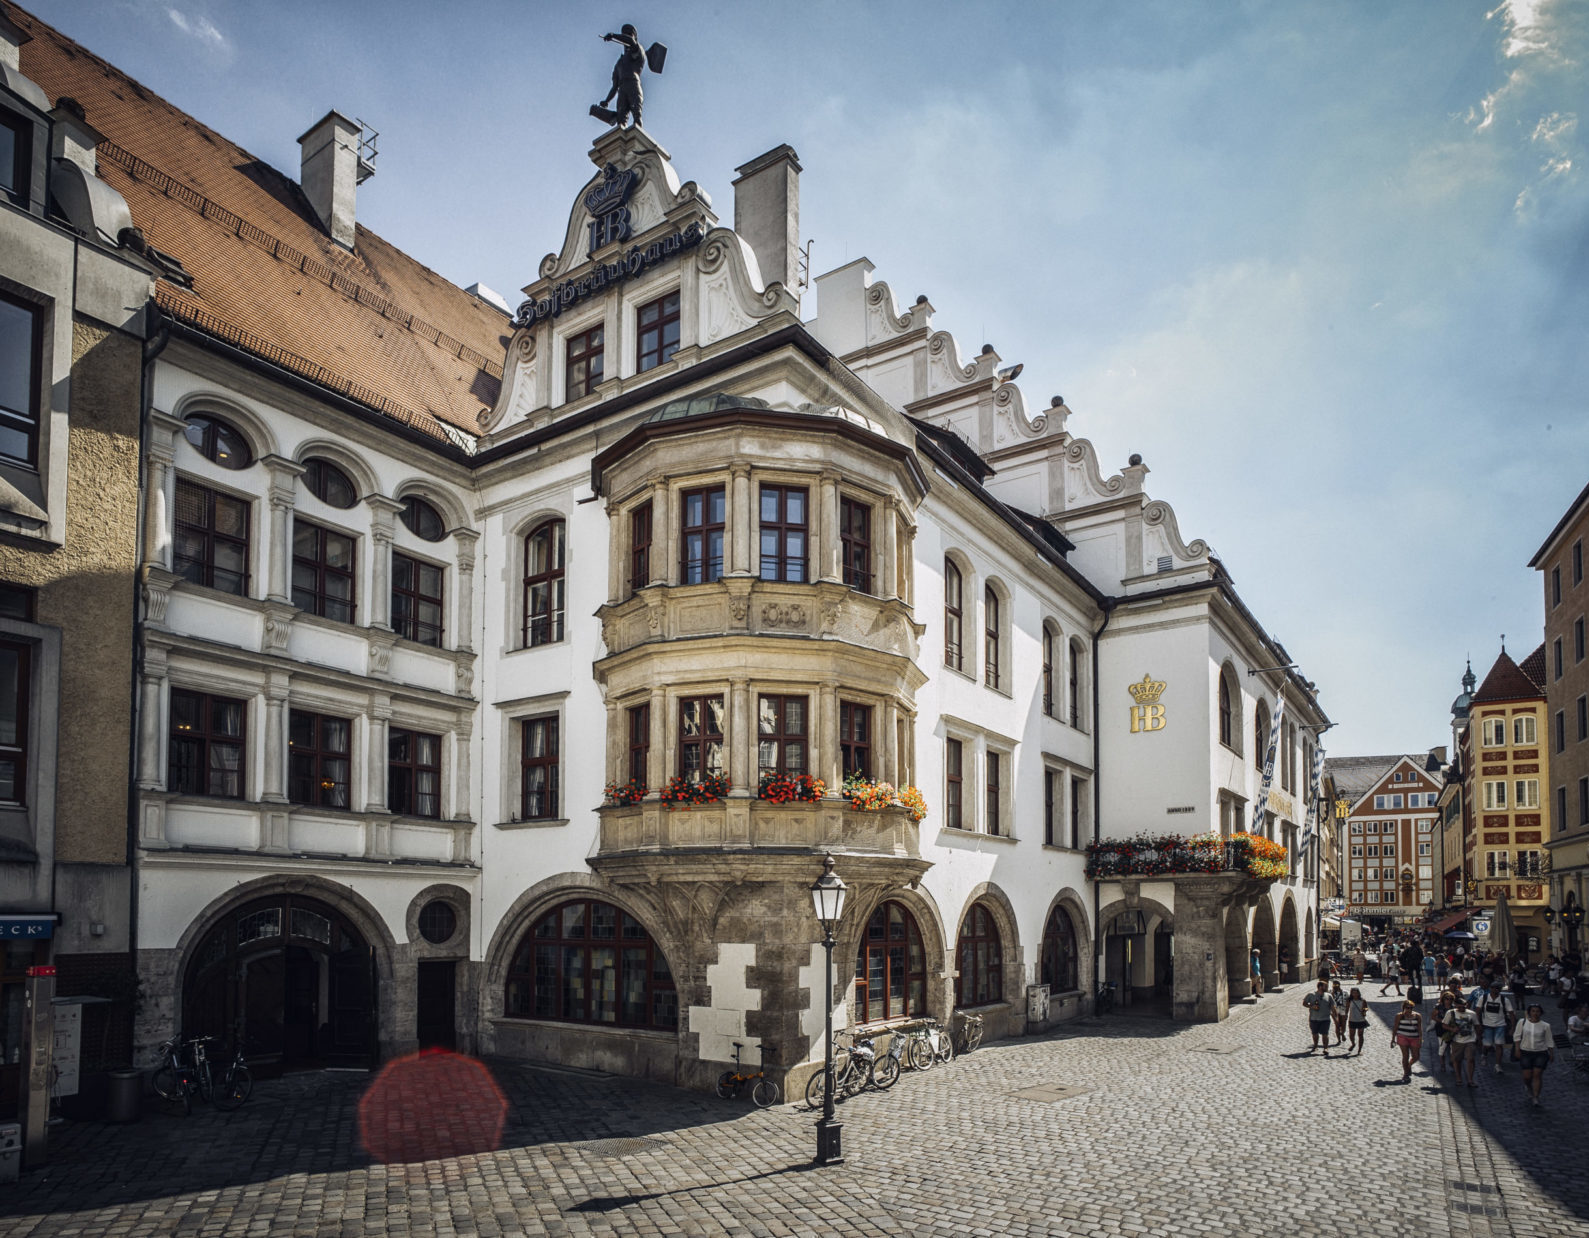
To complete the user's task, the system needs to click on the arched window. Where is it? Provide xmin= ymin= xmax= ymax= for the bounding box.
xmin=955 ymin=903 xmax=1003 ymax=1006
xmin=183 ymin=414 xmax=253 ymax=469
xmin=1042 ymin=625 xmax=1056 ymax=717
xmin=944 ymin=559 xmax=963 ymax=672
xmin=523 ymin=519 xmax=566 ymax=647
xmin=1254 ymin=703 xmax=1270 ymax=771
xmin=302 ymin=458 xmax=357 ymax=508
xmin=854 ymin=900 xmax=926 ymax=1023
xmin=400 ymin=496 xmax=446 ymax=542
xmin=504 ymin=899 xmax=677 ymax=1030
xmin=983 ymin=587 xmax=1000 ymax=690
xmin=1218 ymin=668 xmax=1234 ymax=749
xmin=1068 ymin=638 xmax=1085 ymax=729
xmin=1040 ymin=905 xmax=1079 ymax=993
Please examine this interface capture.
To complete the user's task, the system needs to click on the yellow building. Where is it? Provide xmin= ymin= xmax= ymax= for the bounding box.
xmin=1461 ymin=645 xmax=1550 ymax=957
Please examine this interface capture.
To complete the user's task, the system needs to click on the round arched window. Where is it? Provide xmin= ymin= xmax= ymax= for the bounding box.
xmin=183 ymin=415 xmax=253 ymax=469
xmin=400 ymin=496 xmax=446 ymax=542
xmin=854 ymin=900 xmax=926 ymax=1023
xmin=956 ymin=902 xmax=1003 ymax=1006
xmin=417 ymin=899 xmax=457 ymax=945
xmin=303 ymin=458 xmax=358 ymax=508
xmin=523 ymin=519 xmax=566 ymax=647
xmin=1040 ymin=905 xmax=1079 ymax=993
xmin=505 ymin=900 xmax=676 ymax=1030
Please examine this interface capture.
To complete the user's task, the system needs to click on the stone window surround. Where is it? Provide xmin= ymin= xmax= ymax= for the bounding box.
xmin=610 ymin=466 xmax=910 ymax=604
xmin=939 ymin=715 xmax=1019 ymax=842
xmin=493 ymin=689 xmax=569 ymax=830
xmin=551 ymin=301 xmax=608 ymax=408
xmin=981 ymin=577 xmax=1011 ymax=698
xmin=0 ymin=269 xmax=66 ymax=546
xmin=1040 ymin=752 xmax=1092 ymax=851
xmin=602 ymin=679 xmax=915 ymax=799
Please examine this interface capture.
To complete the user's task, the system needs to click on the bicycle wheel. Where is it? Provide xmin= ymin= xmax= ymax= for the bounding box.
xmin=213 ymin=1064 xmax=252 ymax=1110
xmin=751 ymin=1078 xmax=780 ymax=1108
xmin=964 ymin=1022 xmax=983 ymax=1052
xmin=870 ymin=1054 xmax=900 ymax=1089
xmin=907 ymin=1037 xmax=933 ymax=1072
xmin=152 ymin=1065 xmax=189 ymax=1114
xmin=936 ymin=1036 xmax=955 ymax=1066
xmin=805 ymin=1067 xmax=830 ymax=1109
xmin=715 ymin=1071 xmax=739 ymax=1100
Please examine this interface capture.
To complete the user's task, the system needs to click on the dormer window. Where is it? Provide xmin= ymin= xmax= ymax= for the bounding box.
xmin=183 ymin=415 xmax=253 ymax=470
xmin=636 ymin=291 xmax=680 ymax=372
xmin=566 ymin=324 xmax=604 ymax=398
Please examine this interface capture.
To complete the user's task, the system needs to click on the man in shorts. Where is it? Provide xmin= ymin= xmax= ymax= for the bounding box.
xmin=1351 ymin=947 xmax=1367 ymax=983
xmin=1444 ymin=995 xmax=1479 ymax=1087
xmin=1472 ymin=981 xmax=1515 ymax=1074
xmin=1303 ymin=979 xmax=1335 ymax=1055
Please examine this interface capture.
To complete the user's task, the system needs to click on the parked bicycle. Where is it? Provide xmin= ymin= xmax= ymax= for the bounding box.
xmin=804 ymin=1033 xmax=897 ymax=1108
xmin=715 ymin=1042 xmax=780 ymax=1107
xmin=905 ymin=1018 xmax=955 ymax=1071
xmin=152 ymin=1034 xmax=252 ymax=1114
xmin=1096 ymin=980 xmax=1117 ymax=1015
xmin=952 ymin=1009 xmax=984 ymax=1053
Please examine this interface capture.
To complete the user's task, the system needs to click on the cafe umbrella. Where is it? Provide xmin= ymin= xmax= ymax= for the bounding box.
xmin=1489 ymin=890 xmax=1519 ymax=962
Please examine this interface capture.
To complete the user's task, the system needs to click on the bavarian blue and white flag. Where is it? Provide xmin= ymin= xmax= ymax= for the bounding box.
xmin=1250 ymin=694 xmax=1287 ymax=834
xmin=1301 ymin=742 xmax=1326 ymax=849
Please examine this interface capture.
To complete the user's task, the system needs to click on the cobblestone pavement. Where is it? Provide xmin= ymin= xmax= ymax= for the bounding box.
xmin=2 ymin=989 xmax=1584 ymax=1237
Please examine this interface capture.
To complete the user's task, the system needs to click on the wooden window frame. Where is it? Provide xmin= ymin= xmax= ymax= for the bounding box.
xmin=629 ymin=500 xmax=652 ymax=593
xmin=523 ymin=519 xmax=567 ymax=648
xmin=565 ymin=322 xmax=605 ymax=399
xmin=840 ymin=497 xmax=873 ymax=594
xmin=0 ymin=639 xmax=29 ymax=805
xmin=174 ymin=478 xmax=251 ymax=597
xmin=391 ymin=552 xmax=444 ymax=647
xmin=985 ymin=750 xmax=1002 ymax=835
xmin=983 ymin=587 xmax=1001 ymax=690
xmin=944 ymin=559 xmax=964 ymax=672
xmin=520 ymin=714 xmax=560 ymax=820
xmin=399 ymin=496 xmax=446 ymax=542
xmin=677 ymin=695 xmax=725 ymax=783
xmin=636 ymin=291 xmax=681 ymax=373
xmin=287 ymin=710 xmax=351 ymax=809
xmin=757 ymin=693 xmax=809 ymax=779
xmin=680 ymin=486 xmax=726 ymax=584
xmin=853 ymin=900 xmax=926 ymax=1025
xmin=840 ymin=701 xmax=871 ymax=780
xmin=168 ymin=688 xmax=246 ymax=799
xmin=291 ymin=518 xmax=357 ymax=623
xmin=1042 ymin=628 xmax=1055 ymax=717
xmin=757 ymin=484 xmax=808 ymax=583
xmin=1043 ymin=769 xmax=1057 ymax=845
xmin=504 ymin=899 xmax=677 ymax=1030
xmin=1070 ymin=775 xmax=1084 ymax=849
xmin=388 ymin=726 xmax=441 ymax=819
xmin=955 ymin=903 xmax=1003 ymax=1006
xmin=1068 ymin=642 xmax=1083 ymax=729
xmin=1040 ymin=905 xmax=1078 ymax=993
xmin=302 ymin=458 xmax=357 ymax=508
xmin=945 ymin=737 xmax=963 ymax=830
xmin=182 ymin=414 xmax=253 ymax=470
xmin=626 ymin=703 xmax=650 ymax=789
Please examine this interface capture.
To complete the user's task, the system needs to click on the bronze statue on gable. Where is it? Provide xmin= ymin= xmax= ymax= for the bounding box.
xmin=590 ymin=24 xmax=666 ymax=129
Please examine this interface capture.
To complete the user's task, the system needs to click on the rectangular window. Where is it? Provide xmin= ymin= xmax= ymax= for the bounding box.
xmin=1481 ymin=718 xmax=1505 ymax=747
xmin=1555 ymin=639 xmax=1564 ymax=680
xmin=1350 ymin=844 xmax=1363 ymax=857
xmin=174 ymin=478 xmax=250 ymax=596
xmin=1 ymin=111 xmax=31 ymax=206
xmin=1557 ymin=710 xmax=1566 ymax=754
xmin=985 ymin=752 xmax=1001 ymax=836
xmin=1556 ymin=785 xmax=1567 ymax=833
xmin=629 ymin=501 xmax=652 ymax=592
xmin=1350 ymin=821 xmax=1363 ymax=834
xmin=388 ymin=727 xmax=441 ymax=819
xmin=1514 ymin=714 xmax=1537 ymax=746
xmin=983 ymin=589 xmax=1001 ymax=690
xmin=1579 ymin=695 xmax=1588 ymax=741
xmin=1418 ymin=841 xmax=1431 ymax=856
xmin=1516 ymin=850 xmax=1541 ymax=878
xmin=678 ymin=695 xmax=724 ymax=783
xmin=945 ymin=738 xmax=963 ymax=830
xmin=1373 ymin=795 xmax=1385 ymax=809
xmin=626 ymin=703 xmax=650 ymax=788
xmin=758 ymin=485 xmax=807 ymax=582
xmin=636 ymin=291 xmax=681 ymax=372
xmin=292 ymin=519 xmax=356 ymax=623
xmin=1553 ymin=567 xmax=1562 ymax=607
xmin=1484 ymin=780 xmax=1507 ymax=810
xmin=1580 ymin=776 xmax=1588 ymax=825
xmin=520 ymin=715 xmax=559 ymax=820
xmin=168 ymin=688 xmax=245 ymax=799
xmin=1577 ymin=618 xmax=1585 ymax=663
xmin=1070 ymin=776 xmax=1084 ymax=849
xmin=0 ymin=291 xmax=42 ymax=466
xmin=288 ymin=710 xmax=351 ymax=809
xmin=1516 ymin=779 xmax=1539 ymax=809
xmin=1044 ymin=771 xmax=1057 ymax=845
xmin=839 ymin=701 xmax=871 ymax=779
xmin=1486 ymin=850 xmax=1510 ymax=878
xmin=1391 ymin=794 xmax=1403 ymax=808
xmin=391 ymin=553 xmax=443 ymax=647
xmin=757 ymin=694 xmax=808 ymax=778
xmin=680 ymin=486 xmax=726 ymax=584
xmin=0 ymin=583 xmax=35 ymax=621
xmin=565 ymin=323 xmax=604 ymax=398
xmin=840 ymin=497 xmax=872 ymax=593
xmin=1368 ymin=845 xmax=1380 ymax=858
xmin=1575 ymin=540 xmax=1583 ymax=586
xmin=0 ymin=640 xmax=29 ymax=804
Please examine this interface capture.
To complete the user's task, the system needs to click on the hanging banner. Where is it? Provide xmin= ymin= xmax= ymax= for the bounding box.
xmin=1301 ymin=743 xmax=1326 ymax=848
xmin=1250 ymin=694 xmax=1287 ymax=834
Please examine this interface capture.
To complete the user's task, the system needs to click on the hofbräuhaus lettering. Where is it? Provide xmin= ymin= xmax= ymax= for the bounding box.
xmin=514 ymin=221 xmax=704 ymax=327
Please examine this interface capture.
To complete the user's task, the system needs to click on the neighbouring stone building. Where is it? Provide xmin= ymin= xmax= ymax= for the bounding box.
xmin=12 ymin=4 xmax=1326 ymax=1095
xmin=1530 ymin=482 xmax=1589 ymax=958
xmin=0 ymin=8 xmax=153 ymax=1136
xmin=1323 ymin=751 xmax=1444 ymax=930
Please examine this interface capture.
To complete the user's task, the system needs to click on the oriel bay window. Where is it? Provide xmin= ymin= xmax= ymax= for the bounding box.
xmin=757 ymin=694 xmax=808 ymax=778
xmin=504 ymin=899 xmax=677 ymax=1029
xmin=680 ymin=486 xmax=725 ymax=583
xmin=169 ymin=689 xmax=245 ymax=798
xmin=956 ymin=903 xmax=1002 ymax=1006
xmin=840 ymin=497 xmax=872 ymax=593
xmin=392 ymin=553 xmax=443 ymax=647
xmin=566 ymin=323 xmax=604 ymax=398
xmin=388 ymin=728 xmax=440 ymax=819
xmin=523 ymin=519 xmax=566 ymax=647
xmin=758 ymin=485 xmax=807 ymax=582
xmin=678 ymin=695 xmax=724 ymax=783
xmin=174 ymin=479 xmax=249 ymax=596
xmin=521 ymin=715 xmax=560 ymax=820
xmin=292 ymin=520 xmax=356 ymax=622
xmin=840 ymin=701 xmax=871 ymax=779
xmin=636 ymin=291 xmax=681 ymax=372
xmin=854 ymin=901 xmax=925 ymax=1024
xmin=288 ymin=711 xmax=351 ymax=808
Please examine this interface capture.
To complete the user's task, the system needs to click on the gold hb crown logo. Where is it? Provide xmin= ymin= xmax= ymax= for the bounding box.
xmin=1127 ymin=674 xmax=1166 ymax=705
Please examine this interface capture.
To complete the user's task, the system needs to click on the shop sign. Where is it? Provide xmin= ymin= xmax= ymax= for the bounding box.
xmin=1128 ymin=674 xmax=1166 ymax=733
xmin=0 ymin=916 xmax=55 ymax=939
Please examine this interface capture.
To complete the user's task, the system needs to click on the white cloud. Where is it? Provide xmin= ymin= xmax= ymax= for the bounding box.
xmin=166 ymin=7 xmax=229 ymax=54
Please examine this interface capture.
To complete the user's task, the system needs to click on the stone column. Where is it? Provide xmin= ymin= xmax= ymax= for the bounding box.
xmin=262 ymin=672 xmax=291 ymax=803
xmin=881 ymin=498 xmax=899 ymax=600
xmin=899 ymin=517 xmax=916 ymax=605
xmin=263 ymin=457 xmax=305 ymax=603
xmin=730 ymin=678 xmax=751 ymax=795
xmin=664 ymin=482 xmax=682 ymax=586
xmin=450 ymin=724 xmax=472 ymax=825
xmin=452 ymin=527 xmax=479 ymax=652
xmin=366 ymin=693 xmax=392 ymax=812
xmin=729 ymin=464 xmax=752 ymax=577
xmin=605 ymin=698 xmax=621 ymax=787
xmin=817 ymin=680 xmax=839 ymax=792
xmin=648 ymin=482 xmax=668 ymax=587
xmin=364 ymin=495 xmax=404 ymax=631
xmin=144 ymin=412 xmax=185 ymax=571
xmin=817 ymin=473 xmax=840 ymax=583
xmin=648 ymin=686 xmax=666 ymax=793
xmin=605 ymin=501 xmax=624 ymax=604
xmin=136 ymin=647 xmax=168 ymax=790
xmin=881 ymin=700 xmax=899 ymax=787
xmin=1170 ymin=874 xmax=1254 ymax=1023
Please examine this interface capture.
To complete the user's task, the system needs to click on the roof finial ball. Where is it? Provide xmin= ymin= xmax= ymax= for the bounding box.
xmin=590 ymin=24 xmax=667 ymax=130
xmin=1050 ymin=396 xmax=1064 ymax=408
xmin=1128 ymin=453 xmax=1143 ymax=467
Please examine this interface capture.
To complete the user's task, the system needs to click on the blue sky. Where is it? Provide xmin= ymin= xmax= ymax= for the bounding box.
xmin=29 ymin=0 xmax=1589 ymax=758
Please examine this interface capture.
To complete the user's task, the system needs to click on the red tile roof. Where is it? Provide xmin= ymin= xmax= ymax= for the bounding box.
xmin=1471 ymin=647 xmax=1545 ymax=705
xmin=14 ymin=6 xmax=507 ymax=444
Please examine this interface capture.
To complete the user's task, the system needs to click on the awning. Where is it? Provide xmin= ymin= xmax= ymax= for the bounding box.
xmin=1428 ymin=909 xmax=1470 ymax=934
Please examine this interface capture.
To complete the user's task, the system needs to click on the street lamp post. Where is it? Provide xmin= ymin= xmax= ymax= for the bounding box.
xmin=810 ymin=852 xmax=847 ymax=1166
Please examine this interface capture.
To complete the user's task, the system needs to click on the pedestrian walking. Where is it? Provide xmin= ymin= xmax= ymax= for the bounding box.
xmin=1431 ymin=990 xmax=1456 ymax=1073
xmin=1473 ymin=981 xmax=1516 ymax=1075
xmin=1444 ymin=996 xmax=1479 ymax=1088
xmin=1436 ymin=953 xmax=1450 ymax=986
xmin=1251 ymin=947 xmax=1263 ymax=997
xmin=1345 ymin=987 xmax=1369 ymax=1055
xmin=1379 ymin=954 xmax=1403 ymax=996
xmin=1304 ymin=979 xmax=1335 ymax=1055
xmin=1568 ymin=1002 xmax=1588 ymax=1042
xmin=1352 ymin=947 xmax=1367 ymax=984
xmin=1513 ymin=1003 xmax=1555 ymax=1107
xmin=1330 ymin=980 xmax=1348 ymax=1045
xmin=1422 ymin=952 xmax=1437 ymax=990
xmin=1392 ymin=999 xmax=1425 ymax=1082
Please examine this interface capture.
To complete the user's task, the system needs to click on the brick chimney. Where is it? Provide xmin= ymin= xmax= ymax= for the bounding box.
xmin=731 ymin=144 xmax=801 ymax=293
xmin=297 ymin=110 xmax=370 ymax=249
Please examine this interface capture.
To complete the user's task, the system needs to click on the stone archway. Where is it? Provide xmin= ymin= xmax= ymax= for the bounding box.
xmin=952 ymin=881 xmax=1023 ymax=1024
xmin=1279 ymin=896 xmax=1301 ymax=984
xmin=1253 ymin=897 xmax=1279 ymax=990
xmin=1224 ymin=906 xmax=1251 ymax=1001
xmin=1096 ymin=895 xmax=1174 ymax=1012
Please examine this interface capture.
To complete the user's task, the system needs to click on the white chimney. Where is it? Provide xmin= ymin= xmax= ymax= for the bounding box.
xmin=731 ymin=144 xmax=801 ymax=293
xmin=297 ymin=110 xmax=372 ymax=249
xmin=50 ymin=97 xmax=99 ymax=174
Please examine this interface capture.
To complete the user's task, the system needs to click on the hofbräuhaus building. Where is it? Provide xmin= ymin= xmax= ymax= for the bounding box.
xmin=10 ymin=8 xmax=1327 ymax=1094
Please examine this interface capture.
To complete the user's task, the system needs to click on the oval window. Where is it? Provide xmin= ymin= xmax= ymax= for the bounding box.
xmin=400 ymin=496 xmax=445 ymax=542
xmin=417 ymin=899 xmax=457 ymax=945
xmin=183 ymin=415 xmax=253 ymax=470
xmin=303 ymin=458 xmax=357 ymax=508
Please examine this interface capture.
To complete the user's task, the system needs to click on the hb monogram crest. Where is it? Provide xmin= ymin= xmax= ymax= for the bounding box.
xmin=1128 ymin=673 xmax=1166 ymax=733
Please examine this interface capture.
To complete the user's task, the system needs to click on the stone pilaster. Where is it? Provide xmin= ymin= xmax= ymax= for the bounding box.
xmin=144 ymin=412 xmax=185 ymax=572
xmin=364 ymin=494 xmax=405 ymax=631
xmin=136 ymin=645 xmax=167 ymax=790
xmin=263 ymin=456 xmax=305 ymax=603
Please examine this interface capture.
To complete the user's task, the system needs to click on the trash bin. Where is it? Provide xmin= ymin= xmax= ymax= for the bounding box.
xmin=106 ymin=1069 xmax=142 ymax=1124
xmin=0 ymin=1122 xmax=20 ymax=1182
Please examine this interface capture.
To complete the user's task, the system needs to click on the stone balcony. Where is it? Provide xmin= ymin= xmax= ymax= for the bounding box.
xmin=596 ymin=797 xmax=920 ymax=861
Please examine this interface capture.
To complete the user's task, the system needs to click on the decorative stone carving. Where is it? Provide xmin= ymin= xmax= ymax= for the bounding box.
xmin=262 ymin=605 xmax=296 ymax=655
xmin=142 ymin=569 xmax=174 ymax=626
xmin=760 ymin=602 xmax=806 ymax=628
xmin=820 ymin=599 xmax=841 ymax=634
xmin=729 ymin=597 xmax=748 ymax=622
xmin=454 ymin=659 xmax=476 ymax=695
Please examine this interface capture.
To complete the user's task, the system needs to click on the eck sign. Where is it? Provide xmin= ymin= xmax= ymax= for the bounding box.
xmin=0 ymin=915 xmax=55 ymax=939
xmin=1128 ymin=674 xmax=1166 ymax=733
